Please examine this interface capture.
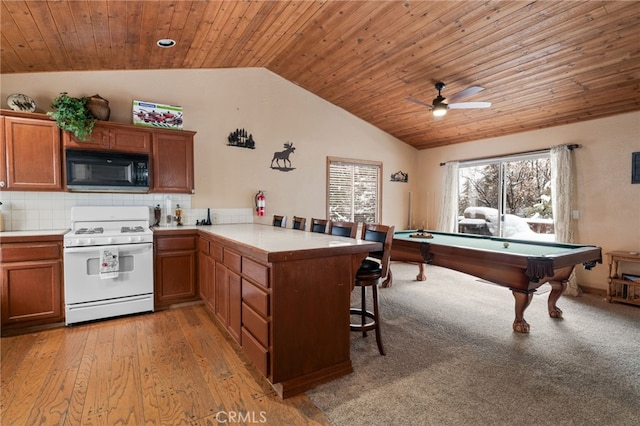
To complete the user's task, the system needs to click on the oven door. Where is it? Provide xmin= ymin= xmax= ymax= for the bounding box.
xmin=64 ymin=243 xmax=153 ymax=305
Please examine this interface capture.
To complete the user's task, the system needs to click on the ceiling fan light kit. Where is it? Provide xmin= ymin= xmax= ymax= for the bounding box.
xmin=432 ymin=104 xmax=448 ymax=117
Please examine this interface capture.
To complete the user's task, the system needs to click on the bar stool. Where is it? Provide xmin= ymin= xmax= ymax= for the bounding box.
xmin=292 ymin=216 xmax=306 ymax=230
xmin=350 ymin=223 xmax=394 ymax=355
xmin=272 ymin=215 xmax=287 ymax=227
xmin=310 ymin=218 xmax=328 ymax=233
xmin=327 ymin=220 xmax=358 ymax=238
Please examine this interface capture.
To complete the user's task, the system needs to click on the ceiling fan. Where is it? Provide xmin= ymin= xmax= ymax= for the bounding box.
xmin=407 ymin=82 xmax=491 ymax=119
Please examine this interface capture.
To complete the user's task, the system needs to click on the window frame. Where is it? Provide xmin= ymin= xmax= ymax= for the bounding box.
xmin=326 ymin=156 xmax=382 ymax=224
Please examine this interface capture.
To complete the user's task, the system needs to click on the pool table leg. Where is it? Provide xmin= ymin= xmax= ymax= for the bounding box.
xmin=416 ymin=263 xmax=426 ymax=281
xmin=547 ymin=280 xmax=567 ymax=319
xmin=512 ymin=291 xmax=533 ymax=333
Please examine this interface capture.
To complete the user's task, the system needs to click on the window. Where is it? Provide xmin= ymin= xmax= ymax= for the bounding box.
xmin=458 ymin=153 xmax=554 ymax=241
xmin=327 ymin=157 xmax=381 ymax=223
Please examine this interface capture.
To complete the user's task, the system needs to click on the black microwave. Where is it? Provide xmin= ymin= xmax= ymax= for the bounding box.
xmin=65 ymin=149 xmax=150 ymax=192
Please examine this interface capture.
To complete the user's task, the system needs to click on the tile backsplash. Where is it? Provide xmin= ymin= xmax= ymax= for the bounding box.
xmin=0 ymin=192 xmax=254 ymax=231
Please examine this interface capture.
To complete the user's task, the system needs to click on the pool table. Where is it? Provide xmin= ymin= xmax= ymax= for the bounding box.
xmin=391 ymin=230 xmax=602 ymax=333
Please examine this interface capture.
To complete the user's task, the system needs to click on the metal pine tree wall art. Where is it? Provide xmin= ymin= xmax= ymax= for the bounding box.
xmin=227 ymin=128 xmax=255 ymax=149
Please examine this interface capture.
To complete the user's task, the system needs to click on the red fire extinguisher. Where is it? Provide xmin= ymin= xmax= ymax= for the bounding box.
xmin=255 ymin=191 xmax=266 ymax=217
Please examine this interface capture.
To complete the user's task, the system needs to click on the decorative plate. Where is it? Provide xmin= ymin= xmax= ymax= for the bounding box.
xmin=7 ymin=93 xmax=36 ymax=112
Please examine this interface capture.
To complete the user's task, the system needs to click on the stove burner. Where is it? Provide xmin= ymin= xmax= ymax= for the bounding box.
xmin=121 ymin=226 xmax=146 ymax=233
xmin=76 ymin=227 xmax=104 ymax=235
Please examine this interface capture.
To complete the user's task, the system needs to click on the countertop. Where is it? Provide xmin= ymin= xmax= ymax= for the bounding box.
xmin=0 ymin=229 xmax=69 ymax=243
xmin=154 ymin=223 xmax=381 ymax=260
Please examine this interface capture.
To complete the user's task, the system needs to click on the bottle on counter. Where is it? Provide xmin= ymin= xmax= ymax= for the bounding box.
xmin=175 ymin=204 xmax=183 ymax=226
xmin=165 ymin=197 xmax=173 ymax=226
xmin=154 ymin=204 xmax=161 ymax=226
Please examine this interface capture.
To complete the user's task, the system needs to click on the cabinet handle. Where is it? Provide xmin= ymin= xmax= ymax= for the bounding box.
xmin=0 ymin=181 xmax=5 ymax=188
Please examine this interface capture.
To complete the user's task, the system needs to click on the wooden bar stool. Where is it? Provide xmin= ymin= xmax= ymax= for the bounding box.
xmin=310 ymin=218 xmax=328 ymax=233
xmin=272 ymin=215 xmax=287 ymax=227
xmin=292 ymin=216 xmax=306 ymax=230
xmin=350 ymin=223 xmax=394 ymax=356
xmin=328 ymin=220 xmax=358 ymax=238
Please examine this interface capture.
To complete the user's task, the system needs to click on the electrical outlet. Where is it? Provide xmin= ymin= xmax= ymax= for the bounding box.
xmin=572 ymin=210 xmax=580 ymax=219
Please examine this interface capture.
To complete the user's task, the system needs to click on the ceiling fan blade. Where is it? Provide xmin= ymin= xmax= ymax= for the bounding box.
xmin=406 ymin=97 xmax=433 ymax=108
xmin=448 ymin=86 xmax=485 ymax=103
xmin=448 ymin=101 xmax=491 ymax=109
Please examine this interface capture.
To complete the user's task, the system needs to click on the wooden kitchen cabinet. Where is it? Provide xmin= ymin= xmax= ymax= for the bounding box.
xmin=198 ymin=236 xmax=221 ymax=312
xmin=1 ymin=236 xmax=65 ymax=336
xmin=151 ymin=129 xmax=195 ymax=194
xmin=63 ymin=121 xmax=151 ymax=153
xmin=0 ymin=111 xmax=62 ymax=191
xmin=213 ymin=247 xmax=242 ymax=344
xmin=153 ymin=232 xmax=198 ymax=308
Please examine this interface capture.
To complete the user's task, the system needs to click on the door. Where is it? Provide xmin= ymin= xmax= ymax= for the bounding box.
xmin=151 ymin=131 xmax=194 ymax=193
xmin=64 ymin=243 xmax=153 ymax=305
xmin=4 ymin=116 xmax=62 ymax=190
xmin=458 ymin=154 xmax=553 ymax=240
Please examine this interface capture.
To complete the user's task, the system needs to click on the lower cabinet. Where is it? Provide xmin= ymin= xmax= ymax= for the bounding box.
xmin=213 ymin=248 xmax=242 ymax=344
xmin=1 ymin=237 xmax=64 ymax=335
xmin=153 ymin=232 xmax=198 ymax=308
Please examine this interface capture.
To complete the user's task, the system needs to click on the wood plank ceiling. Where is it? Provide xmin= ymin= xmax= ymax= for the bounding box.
xmin=2 ymin=1 xmax=639 ymax=150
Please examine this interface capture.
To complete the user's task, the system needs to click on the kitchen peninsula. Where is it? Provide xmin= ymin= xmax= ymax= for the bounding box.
xmin=154 ymin=223 xmax=382 ymax=398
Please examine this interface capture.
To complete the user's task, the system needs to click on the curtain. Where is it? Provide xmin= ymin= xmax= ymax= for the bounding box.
xmin=437 ymin=162 xmax=459 ymax=232
xmin=550 ymin=144 xmax=581 ymax=296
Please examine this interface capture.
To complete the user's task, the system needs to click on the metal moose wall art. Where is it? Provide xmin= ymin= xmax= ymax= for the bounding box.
xmin=270 ymin=142 xmax=296 ymax=171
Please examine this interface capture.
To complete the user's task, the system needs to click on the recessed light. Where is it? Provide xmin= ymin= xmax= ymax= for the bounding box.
xmin=156 ymin=39 xmax=176 ymax=48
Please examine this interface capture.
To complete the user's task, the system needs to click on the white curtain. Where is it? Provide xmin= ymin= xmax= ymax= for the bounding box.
xmin=437 ymin=162 xmax=459 ymax=232
xmin=550 ymin=144 xmax=581 ymax=296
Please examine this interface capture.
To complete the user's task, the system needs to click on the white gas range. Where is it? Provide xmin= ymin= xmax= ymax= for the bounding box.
xmin=64 ymin=206 xmax=154 ymax=325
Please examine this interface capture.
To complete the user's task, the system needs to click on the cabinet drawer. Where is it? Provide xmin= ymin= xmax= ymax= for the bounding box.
xmin=210 ymin=243 xmax=223 ymax=262
xmin=242 ymin=302 xmax=269 ymax=347
xmin=1 ymin=242 xmax=61 ymax=262
xmin=155 ymin=235 xmax=196 ymax=251
xmin=242 ymin=327 xmax=269 ymax=377
xmin=198 ymin=238 xmax=210 ymax=255
xmin=223 ymin=249 xmax=241 ymax=273
xmin=242 ymin=279 xmax=269 ymax=316
xmin=242 ymin=257 xmax=269 ymax=288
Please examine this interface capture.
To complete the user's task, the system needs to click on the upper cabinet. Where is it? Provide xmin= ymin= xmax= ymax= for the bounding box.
xmin=63 ymin=121 xmax=151 ymax=153
xmin=151 ymin=129 xmax=196 ymax=194
xmin=0 ymin=111 xmax=62 ymax=191
xmin=0 ymin=110 xmax=196 ymax=194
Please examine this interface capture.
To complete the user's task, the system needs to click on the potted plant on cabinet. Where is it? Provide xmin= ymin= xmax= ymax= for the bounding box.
xmin=47 ymin=92 xmax=97 ymax=141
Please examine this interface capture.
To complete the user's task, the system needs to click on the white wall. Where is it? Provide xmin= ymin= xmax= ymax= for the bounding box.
xmin=413 ymin=112 xmax=640 ymax=292
xmin=2 ymin=69 xmax=638 ymax=292
xmin=0 ymin=68 xmax=418 ymax=230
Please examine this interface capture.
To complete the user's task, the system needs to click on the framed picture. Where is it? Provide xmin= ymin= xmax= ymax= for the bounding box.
xmin=633 ymin=152 xmax=640 ymax=184
xmin=133 ymin=100 xmax=183 ymax=129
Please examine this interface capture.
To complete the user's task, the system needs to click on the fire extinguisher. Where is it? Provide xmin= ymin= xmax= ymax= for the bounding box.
xmin=255 ymin=191 xmax=266 ymax=216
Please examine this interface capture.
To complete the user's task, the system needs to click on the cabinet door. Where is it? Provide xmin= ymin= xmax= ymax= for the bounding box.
xmin=63 ymin=125 xmax=109 ymax=150
xmin=154 ymin=250 xmax=197 ymax=306
xmin=1 ymin=260 xmax=63 ymax=326
xmin=215 ymin=262 xmax=228 ymax=326
xmin=228 ymin=269 xmax=242 ymax=344
xmin=4 ymin=117 xmax=62 ymax=190
xmin=0 ymin=116 xmax=5 ymax=190
xmin=151 ymin=132 xmax=194 ymax=193
xmin=109 ymin=127 xmax=151 ymax=153
xmin=198 ymin=251 xmax=216 ymax=311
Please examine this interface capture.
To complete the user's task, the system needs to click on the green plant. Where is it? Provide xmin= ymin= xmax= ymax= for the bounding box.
xmin=47 ymin=92 xmax=96 ymax=141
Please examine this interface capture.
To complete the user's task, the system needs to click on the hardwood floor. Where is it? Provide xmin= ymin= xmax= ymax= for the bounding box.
xmin=0 ymin=304 xmax=331 ymax=425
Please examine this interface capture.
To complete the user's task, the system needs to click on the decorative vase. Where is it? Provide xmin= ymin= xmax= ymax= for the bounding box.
xmin=86 ymin=94 xmax=110 ymax=121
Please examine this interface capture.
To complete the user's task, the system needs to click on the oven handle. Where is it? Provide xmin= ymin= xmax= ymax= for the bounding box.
xmin=64 ymin=243 xmax=153 ymax=254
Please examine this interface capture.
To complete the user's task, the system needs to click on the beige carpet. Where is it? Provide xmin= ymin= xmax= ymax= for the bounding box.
xmin=307 ymin=262 xmax=640 ymax=426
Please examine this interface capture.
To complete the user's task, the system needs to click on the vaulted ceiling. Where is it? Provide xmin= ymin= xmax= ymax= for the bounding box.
xmin=2 ymin=1 xmax=639 ymax=150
